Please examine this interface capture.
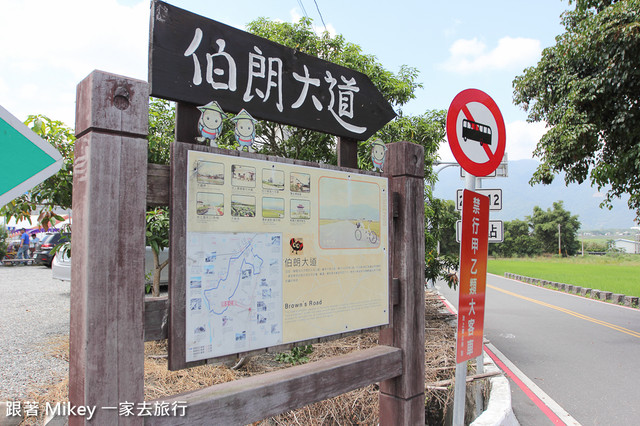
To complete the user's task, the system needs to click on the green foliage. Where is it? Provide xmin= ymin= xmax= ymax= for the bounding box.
xmin=0 ymin=225 xmax=8 ymax=260
xmin=51 ymin=222 xmax=72 ymax=260
xmin=148 ymin=97 xmax=175 ymax=166
xmin=0 ymin=115 xmax=75 ymax=227
xmin=489 ymin=219 xmax=542 ymax=257
xmin=246 ymin=17 xmax=420 ymax=109
xmin=364 ymin=110 xmax=447 ymax=179
xmin=275 ymin=344 xmax=314 ymax=365
xmin=490 ymin=202 xmax=581 ymax=257
xmin=528 ymin=201 xmax=581 ymax=255
xmin=513 ymin=0 xmax=640 ymax=220
xmin=146 ymin=207 xmax=170 ymax=255
xmin=146 ymin=207 xmax=170 ymax=297
xmin=425 ymin=199 xmax=460 ymax=288
xmin=582 ymin=239 xmax=609 ymax=252
xmin=244 ymin=17 xmax=427 ymax=165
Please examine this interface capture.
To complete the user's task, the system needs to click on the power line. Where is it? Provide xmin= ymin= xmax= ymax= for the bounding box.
xmin=296 ymin=0 xmax=309 ymax=20
xmin=312 ymin=0 xmax=328 ymax=33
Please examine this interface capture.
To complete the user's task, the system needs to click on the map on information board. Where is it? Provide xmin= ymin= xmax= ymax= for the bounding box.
xmin=185 ymin=151 xmax=389 ymax=362
xmin=186 ymin=232 xmax=283 ymax=361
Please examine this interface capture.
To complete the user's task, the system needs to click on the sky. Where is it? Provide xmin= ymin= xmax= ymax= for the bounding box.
xmin=0 ymin=0 xmax=572 ymax=163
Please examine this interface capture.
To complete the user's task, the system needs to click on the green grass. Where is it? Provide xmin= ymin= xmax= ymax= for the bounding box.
xmin=488 ymin=255 xmax=640 ymax=298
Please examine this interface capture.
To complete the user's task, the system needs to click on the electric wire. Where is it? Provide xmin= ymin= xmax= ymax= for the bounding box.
xmin=312 ymin=0 xmax=328 ymax=32
xmin=296 ymin=0 xmax=310 ymax=19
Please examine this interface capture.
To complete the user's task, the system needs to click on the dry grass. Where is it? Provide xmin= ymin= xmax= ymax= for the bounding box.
xmin=19 ymin=290 xmax=458 ymax=425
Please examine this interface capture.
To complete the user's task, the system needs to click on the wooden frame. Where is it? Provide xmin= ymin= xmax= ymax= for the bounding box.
xmin=167 ymin=141 xmax=389 ymax=370
xmin=70 ymin=71 xmax=425 ymax=425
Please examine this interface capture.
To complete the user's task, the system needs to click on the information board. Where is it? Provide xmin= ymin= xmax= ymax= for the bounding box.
xmin=184 ymin=151 xmax=389 ymax=361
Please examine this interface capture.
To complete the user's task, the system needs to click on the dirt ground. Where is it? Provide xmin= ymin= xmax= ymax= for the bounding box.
xmin=19 ymin=290 xmax=460 ymax=425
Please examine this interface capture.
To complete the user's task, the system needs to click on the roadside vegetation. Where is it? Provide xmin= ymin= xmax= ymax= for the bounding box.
xmin=488 ymin=255 xmax=640 ymax=298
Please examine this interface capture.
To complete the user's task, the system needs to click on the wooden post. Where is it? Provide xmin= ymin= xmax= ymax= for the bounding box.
xmin=379 ymin=141 xmax=425 ymax=425
xmin=337 ymin=136 xmax=359 ymax=169
xmin=175 ymin=102 xmax=200 ymax=143
xmin=70 ymin=71 xmax=149 ymax=425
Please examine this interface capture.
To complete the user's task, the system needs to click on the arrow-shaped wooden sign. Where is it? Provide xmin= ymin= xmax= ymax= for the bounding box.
xmin=149 ymin=0 xmax=396 ymax=141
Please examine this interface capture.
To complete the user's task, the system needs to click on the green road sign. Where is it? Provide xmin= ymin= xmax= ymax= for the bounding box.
xmin=0 ymin=105 xmax=63 ymax=207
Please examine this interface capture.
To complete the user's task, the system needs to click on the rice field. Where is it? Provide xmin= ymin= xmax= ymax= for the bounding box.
xmin=488 ymin=255 xmax=640 ymax=298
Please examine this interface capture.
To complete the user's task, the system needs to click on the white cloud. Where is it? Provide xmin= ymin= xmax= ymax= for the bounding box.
xmin=443 ymin=19 xmax=462 ymax=38
xmin=0 ymin=0 xmax=149 ymax=125
xmin=439 ymin=36 xmax=541 ymax=74
xmin=505 ymin=120 xmax=547 ymax=161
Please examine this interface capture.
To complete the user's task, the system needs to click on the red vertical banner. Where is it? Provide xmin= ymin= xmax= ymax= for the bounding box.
xmin=456 ymin=189 xmax=489 ymax=363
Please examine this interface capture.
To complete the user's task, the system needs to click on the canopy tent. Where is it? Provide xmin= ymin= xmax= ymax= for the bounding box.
xmin=3 ymin=214 xmax=69 ymax=238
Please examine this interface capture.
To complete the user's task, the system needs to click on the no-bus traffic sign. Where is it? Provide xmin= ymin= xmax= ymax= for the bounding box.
xmin=446 ymin=89 xmax=506 ymax=177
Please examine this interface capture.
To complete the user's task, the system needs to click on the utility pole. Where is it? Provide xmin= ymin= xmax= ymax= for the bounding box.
xmin=558 ymin=223 xmax=562 ymax=256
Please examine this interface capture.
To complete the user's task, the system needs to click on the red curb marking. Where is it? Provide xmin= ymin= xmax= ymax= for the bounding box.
xmin=483 ymin=345 xmax=565 ymax=425
xmin=436 ymin=293 xmax=566 ymax=425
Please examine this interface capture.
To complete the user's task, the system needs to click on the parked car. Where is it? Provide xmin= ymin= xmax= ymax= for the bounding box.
xmin=52 ymin=246 xmax=169 ymax=283
xmin=34 ymin=232 xmax=70 ymax=267
xmin=51 ymin=250 xmax=71 ymax=281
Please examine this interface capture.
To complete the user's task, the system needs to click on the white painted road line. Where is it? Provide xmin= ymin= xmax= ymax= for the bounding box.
xmin=436 ymin=290 xmax=580 ymax=426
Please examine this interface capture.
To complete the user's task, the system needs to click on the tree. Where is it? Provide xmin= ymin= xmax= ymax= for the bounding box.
xmin=367 ymin=110 xmax=447 ymax=180
xmin=146 ymin=207 xmax=170 ymax=296
xmin=489 ymin=219 xmax=542 ymax=257
xmin=425 ymin=198 xmax=460 ymax=287
xmin=148 ymin=97 xmax=175 ymax=166
xmin=513 ymin=0 xmax=640 ymax=220
xmin=528 ymin=201 xmax=581 ymax=255
xmin=243 ymin=17 xmax=424 ymax=164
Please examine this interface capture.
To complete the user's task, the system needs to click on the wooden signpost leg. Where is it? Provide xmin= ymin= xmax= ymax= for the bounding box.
xmin=70 ymin=71 xmax=149 ymax=425
xmin=379 ymin=141 xmax=425 ymax=425
xmin=337 ymin=136 xmax=359 ymax=169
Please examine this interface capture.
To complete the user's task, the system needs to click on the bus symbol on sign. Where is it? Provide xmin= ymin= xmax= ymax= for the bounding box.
xmin=462 ymin=119 xmax=492 ymax=146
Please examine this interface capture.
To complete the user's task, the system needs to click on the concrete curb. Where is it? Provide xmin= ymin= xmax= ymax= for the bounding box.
xmin=504 ymin=273 xmax=639 ymax=308
xmin=431 ymin=286 xmax=519 ymax=426
xmin=471 ymin=352 xmax=519 ymax=426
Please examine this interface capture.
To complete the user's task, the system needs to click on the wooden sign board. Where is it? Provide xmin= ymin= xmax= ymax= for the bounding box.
xmin=149 ymin=0 xmax=396 ymax=141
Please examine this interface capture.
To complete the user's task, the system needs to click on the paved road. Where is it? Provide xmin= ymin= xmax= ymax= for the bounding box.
xmin=319 ymin=220 xmax=377 ymax=248
xmin=436 ymin=273 xmax=640 ymax=425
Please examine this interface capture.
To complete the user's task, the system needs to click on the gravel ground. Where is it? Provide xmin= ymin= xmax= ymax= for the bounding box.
xmin=0 ymin=265 xmax=70 ymax=401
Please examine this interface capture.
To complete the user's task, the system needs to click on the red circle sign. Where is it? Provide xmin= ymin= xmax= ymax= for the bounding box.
xmin=446 ymin=89 xmax=506 ymax=177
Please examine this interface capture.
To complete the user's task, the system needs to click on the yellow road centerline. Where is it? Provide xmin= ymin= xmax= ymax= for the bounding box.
xmin=488 ymin=284 xmax=640 ymax=340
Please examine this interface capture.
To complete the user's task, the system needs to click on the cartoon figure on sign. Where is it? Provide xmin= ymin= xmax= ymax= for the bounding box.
xmin=232 ymin=109 xmax=257 ymax=152
xmin=289 ymin=238 xmax=304 ymax=255
xmin=196 ymin=101 xmax=226 ymax=147
xmin=371 ymin=139 xmax=387 ymax=172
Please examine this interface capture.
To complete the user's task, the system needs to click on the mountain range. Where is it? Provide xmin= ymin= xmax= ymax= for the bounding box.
xmin=432 ymin=159 xmax=638 ymax=231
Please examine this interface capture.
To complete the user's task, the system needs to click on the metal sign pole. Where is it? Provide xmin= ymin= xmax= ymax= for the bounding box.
xmin=452 ymin=174 xmax=476 ymax=425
